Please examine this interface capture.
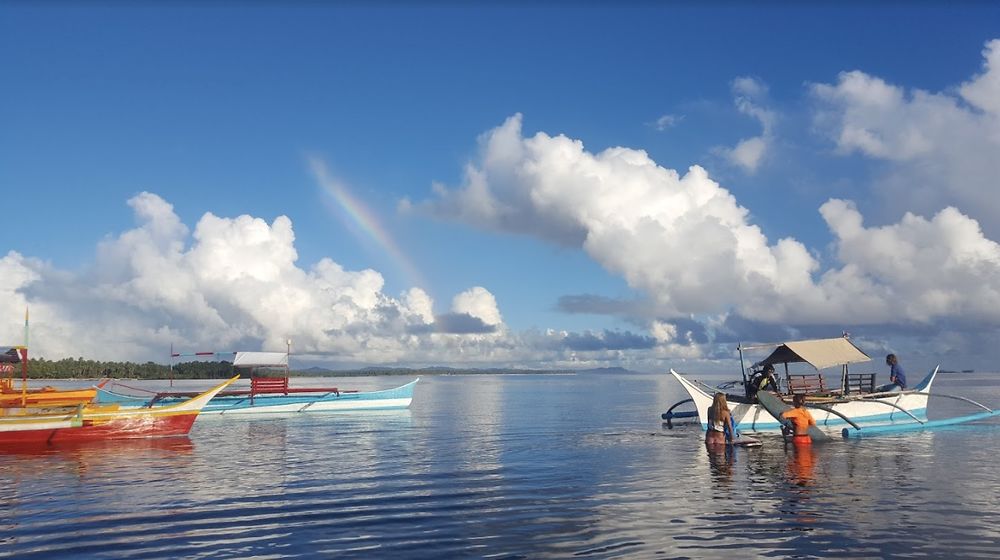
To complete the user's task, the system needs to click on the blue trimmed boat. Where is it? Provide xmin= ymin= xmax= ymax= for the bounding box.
xmin=96 ymin=351 xmax=418 ymax=416
xmin=667 ymin=337 xmax=938 ymax=433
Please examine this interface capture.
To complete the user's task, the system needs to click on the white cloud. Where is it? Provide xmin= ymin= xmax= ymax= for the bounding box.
xmin=415 ymin=113 xmax=1000 ymax=339
xmin=1 ymin=193 xmax=526 ymax=365
xmin=960 ymin=39 xmax=1000 ymax=114
xmin=811 ymin=38 xmax=1000 ymax=237
xmin=725 ymin=136 xmax=768 ymax=173
xmin=1 ymin=190 xmax=704 ymax=369
xmin=716 ymin=76 xmax=776 ymax=173
xmin=3 ymin=191 xmax=698 ymax=369
xmin=815 ymin=200 xmax=1000 ymax=325
xmin=649 ymin=114 xmax=681 ymax=131
xmin=452 ymin=286 xmax=503 ymax=327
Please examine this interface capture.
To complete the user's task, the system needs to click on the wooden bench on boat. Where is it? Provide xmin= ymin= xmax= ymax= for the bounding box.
xmin=786 ymin=374 xmax=826 ymax=395
xmin=844 ymin=373 xmax=876 ymax=394
xmin=251 ymin=376 xmax=289 ymax=395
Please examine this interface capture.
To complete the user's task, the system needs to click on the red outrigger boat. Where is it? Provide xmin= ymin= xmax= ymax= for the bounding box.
xmin=0 ymin=375 xmax=238 ymax=446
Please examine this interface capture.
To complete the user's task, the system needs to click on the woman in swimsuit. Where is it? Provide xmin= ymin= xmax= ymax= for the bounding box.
xmin=705 ymin=392 xmax=734 ymax=446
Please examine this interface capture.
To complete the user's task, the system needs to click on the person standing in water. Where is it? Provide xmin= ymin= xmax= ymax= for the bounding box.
xmin=705 ymin=392 xmax=735 ymax=446
xmin=779 ymin=394 xmax=816 ymax=446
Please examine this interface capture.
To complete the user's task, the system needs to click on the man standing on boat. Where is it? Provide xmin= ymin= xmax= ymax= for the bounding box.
xmin=880 ymin=353 xmax=907 ymax=392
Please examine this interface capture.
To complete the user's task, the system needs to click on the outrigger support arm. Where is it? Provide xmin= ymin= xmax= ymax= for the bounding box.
xmin=922 ymin=392 xmax=993 ymax=412
xmin=808 ymin=403 xmax=863 ymax=431
xmin=661 ymin=398 xmax=695 ymax=428
xmin=855 ymin=390 xmax=993 ymax=414
xmin=662 ymin=398 xmax=693 ymax=418
xmin=864 ymin=398 xmax=925 ymax=424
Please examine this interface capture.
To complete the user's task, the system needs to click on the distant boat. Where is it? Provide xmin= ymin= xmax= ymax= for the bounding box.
xmin=0 ymin=376 xmax=237 ymax=445
xmin=96 ymin=351 xmax=418 ymax=415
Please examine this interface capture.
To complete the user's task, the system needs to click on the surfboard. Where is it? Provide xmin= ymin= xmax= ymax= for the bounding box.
xmin=756 ymin=391 xmax=832 ymax=442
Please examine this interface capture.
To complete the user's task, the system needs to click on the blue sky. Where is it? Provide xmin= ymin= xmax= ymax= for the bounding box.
xmin=3 ymin=3 xmax=1000 ymax=373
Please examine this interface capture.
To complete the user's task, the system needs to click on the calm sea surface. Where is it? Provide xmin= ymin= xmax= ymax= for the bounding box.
xmin=2 ymin=371 xmax=1000 ymax=559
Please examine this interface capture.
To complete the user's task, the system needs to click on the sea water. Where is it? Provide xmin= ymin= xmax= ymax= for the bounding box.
xmin=2 ymin=372 xmax=999 ymax=558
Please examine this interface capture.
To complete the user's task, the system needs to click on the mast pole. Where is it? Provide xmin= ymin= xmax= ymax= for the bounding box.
xmin=738 ymin=342 xmax=749 ymax=398
xmin=21 ymin=307 xmax=28 ymax=407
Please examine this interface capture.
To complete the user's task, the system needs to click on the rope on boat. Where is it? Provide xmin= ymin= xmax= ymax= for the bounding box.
xmin=105 ymin=380 xmax=161 ymax=395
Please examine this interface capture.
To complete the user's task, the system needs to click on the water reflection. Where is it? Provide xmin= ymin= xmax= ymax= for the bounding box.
xmin=706 ymin=443 xmax=735 ymax=486
xmin=1 ymin=373 xmax=999 ymax=559
xmin=786 ymin=443 xmax=817 ymax=486
xmin=1 ymin=437 xmax=195 ymax=479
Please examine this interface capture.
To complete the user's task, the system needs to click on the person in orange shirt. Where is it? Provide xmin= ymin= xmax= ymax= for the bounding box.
xmin=780 ymin=394 xmax=816 ymax=445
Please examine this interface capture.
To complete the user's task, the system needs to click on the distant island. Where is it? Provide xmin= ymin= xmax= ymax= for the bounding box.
xmin=8 ymin=357 xmax=642 ymax=380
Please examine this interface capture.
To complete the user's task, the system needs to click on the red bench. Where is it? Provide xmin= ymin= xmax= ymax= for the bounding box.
xmin=251 ymin=376 xmax=289 ymax=395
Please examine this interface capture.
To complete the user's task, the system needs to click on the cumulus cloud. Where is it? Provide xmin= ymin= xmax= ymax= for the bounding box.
xmin=562 ymin=329 xmax=657 ymax=351
xmin=715 ymin=76 xmax=777 ymax=173
xmin=426 ymin=313 xmax=497 ymax=335
xmin=0 ymin=193 xmax=529 ymax=365
xmin=5 ymin=192 xmax=700 ymax=370
xmin=451 ymin=286 xmax=503 ymax=327
xmin=811 ymin=38 xmax=1000 ymax=237
xmin=414 ymin=113 xmax=1000 ymax=347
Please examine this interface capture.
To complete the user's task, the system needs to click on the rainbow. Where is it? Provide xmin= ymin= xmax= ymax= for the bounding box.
xmin=309 ymin=157 xmax=426 ymax=291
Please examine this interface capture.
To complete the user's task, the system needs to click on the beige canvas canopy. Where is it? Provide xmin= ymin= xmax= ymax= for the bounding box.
xmin=755 ymin=337 xmax=871 ymax=371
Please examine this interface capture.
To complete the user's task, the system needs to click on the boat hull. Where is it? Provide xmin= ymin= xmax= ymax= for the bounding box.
xmin=670 ymin=368 xmax=937 ymax=433
xmin=0 ymin=376 xmax=236 ymax=445
xmin=97 ymin=378 xmax=418 ymax=416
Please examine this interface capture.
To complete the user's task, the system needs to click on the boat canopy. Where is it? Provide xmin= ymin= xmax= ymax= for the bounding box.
xmin=755 ymin=337 xmax=870 ymax=371
xmin=0 ymin=347 xmax=23 ymax=364
xmin=232 ymin=351 xmax=288 ymax=367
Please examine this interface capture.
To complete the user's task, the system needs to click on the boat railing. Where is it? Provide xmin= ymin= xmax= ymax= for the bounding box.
xmin=844 ymin=372 xmax=876 ymax=394
xmin=786 ymin=373 xmax=827 ymax=395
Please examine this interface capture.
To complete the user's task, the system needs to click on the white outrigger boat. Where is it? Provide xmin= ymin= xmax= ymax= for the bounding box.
xmin=666 ymin=336 xmax=948 ymax=436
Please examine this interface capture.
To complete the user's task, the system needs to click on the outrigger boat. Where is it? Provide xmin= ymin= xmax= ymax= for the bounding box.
xmin=666 ymin=336 xmax=942 ymax=435
xmin=96 ymin=351 xmax=418 ymax=415
xmin=0 ymin=376 xmax=237 ymax=445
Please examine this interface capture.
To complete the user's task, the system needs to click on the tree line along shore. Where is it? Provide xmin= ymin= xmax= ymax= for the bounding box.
xmin=8 ymin=357 xmax=573 ymax=379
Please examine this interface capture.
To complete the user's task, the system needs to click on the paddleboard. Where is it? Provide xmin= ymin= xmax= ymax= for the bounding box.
xmin=731 ymin=436 xmax=762 ymax=447
xmin=756 ymin=391 xmax=831 ymax=442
